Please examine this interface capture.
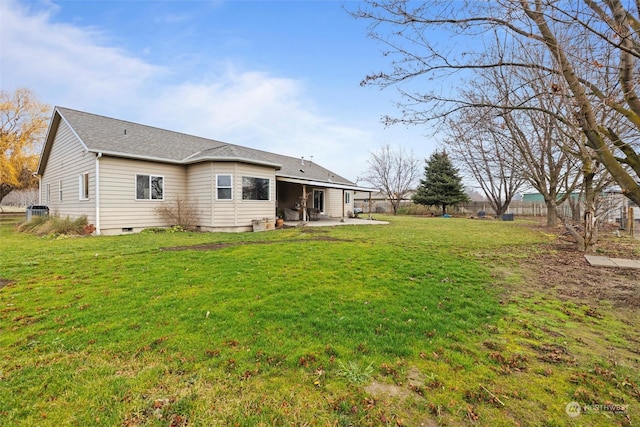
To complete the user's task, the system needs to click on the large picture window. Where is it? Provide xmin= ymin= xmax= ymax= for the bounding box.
xmin=242 ymin=177 xmax=270 ymax=200
xmin=216 ymin=174 xmax=232 ymax=200
xmin=136 ymin=174 xmax=164 ymax=200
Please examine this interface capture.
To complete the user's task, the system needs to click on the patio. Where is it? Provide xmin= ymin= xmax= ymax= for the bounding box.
xmin=282 ymin=217 xmax=389 ymax=228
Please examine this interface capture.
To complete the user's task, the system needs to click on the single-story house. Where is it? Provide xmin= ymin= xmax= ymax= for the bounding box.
xmin=35 ymin=107 xmax=371 ymax=235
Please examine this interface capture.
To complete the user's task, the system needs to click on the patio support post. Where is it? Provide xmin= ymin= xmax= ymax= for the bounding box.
xmin=302 ymin=185 xmax=308 ymax=221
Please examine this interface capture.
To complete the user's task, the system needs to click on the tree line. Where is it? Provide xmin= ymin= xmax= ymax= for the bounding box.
xmin=355 ymin=0 xmax=640 ymax=251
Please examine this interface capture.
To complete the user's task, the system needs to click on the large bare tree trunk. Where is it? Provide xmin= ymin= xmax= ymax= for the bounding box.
xmin=545 ymin=201 xmax=559 ymax=228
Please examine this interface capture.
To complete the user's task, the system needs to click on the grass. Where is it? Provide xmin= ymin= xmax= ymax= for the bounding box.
xmin=0 ymin=216 xmax=638 ymax=426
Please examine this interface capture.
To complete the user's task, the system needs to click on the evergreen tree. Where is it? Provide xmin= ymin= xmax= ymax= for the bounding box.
xmin=413 ymin=151 xmax=470 ymax=215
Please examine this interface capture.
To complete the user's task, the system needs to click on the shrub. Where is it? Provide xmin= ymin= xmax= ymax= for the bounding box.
xmin=15 ymin=214 xmax=48 ymax=233
xmin=154 ymin=196 xmax=200 ymax=231
xmin=397 ymin=204 xmax=438 ymax=215
xmin=16 ymin=215 xmax=89 ymax=236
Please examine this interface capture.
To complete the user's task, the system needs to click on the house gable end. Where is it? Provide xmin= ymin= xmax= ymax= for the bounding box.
xmin=37 ymin=108 xmax=90 ymax=176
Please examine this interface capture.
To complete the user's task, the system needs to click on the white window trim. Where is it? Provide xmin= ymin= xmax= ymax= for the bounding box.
xmin=345 ymin=191 xmax=351 ymax=204
xmin=215 ymin=174 xmax=233 ymax=201
xmin=46 ymin=183 xmax=51 ymax=204
xmin=135 ymin=174 xmax=165 ymax=201
xmin=79 ymin=172 xmax=89 ymax=200
xmin=58 ymin=179 xmax=63 ymax=203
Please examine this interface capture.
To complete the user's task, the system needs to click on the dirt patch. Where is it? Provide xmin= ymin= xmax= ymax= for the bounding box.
xmin=500 ymin=225 xmax=640 ymax=367
xmin=365 ymin=367 xmax=440 ymax=426
xmin=0 ymin=277 xmax=13 ymax=290
xmin=162 ymin=236 xmax=351 ymax=252
xmin=364 ymin=367 xmax=426 ymax=401
xmin=299 ymin=227 xmax=329 ymax=234
xmin=365 ymin=380 xmax=412 ymax=400
xmin=520 ymin=240 xmax=640 ymax=309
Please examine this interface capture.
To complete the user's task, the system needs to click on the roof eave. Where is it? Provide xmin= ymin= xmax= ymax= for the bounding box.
xmin=276 ymin=176 xmax=374 ymax=192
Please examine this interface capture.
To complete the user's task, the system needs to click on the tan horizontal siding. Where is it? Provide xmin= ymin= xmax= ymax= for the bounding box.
xmin=99 ymin=157 xmax=187 ymax=230
xmin=325 ymin=188 xmax=344 ymax=218
xmin=211 ymin=163 xmax=237 ymax=227
xmin=40 ymin=120 xmax=96 ymax=224
xmin=187 ymin=163 xmax=213 ymax=227
xmin=212 ymin=163 xmax=275 ymax=227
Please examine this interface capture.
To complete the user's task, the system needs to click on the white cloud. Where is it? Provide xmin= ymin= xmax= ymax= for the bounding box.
xmin=0 ymin=0 xmax=383 ymax=180
xmin=0 ymin=0 xmax=163 ymax=113
xmin=143 ymin=68 xmax=376 ymax=179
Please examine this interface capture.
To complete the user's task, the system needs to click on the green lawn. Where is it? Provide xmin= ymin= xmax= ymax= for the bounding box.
xmin=0 ymin=216 xmax=637 ymax=426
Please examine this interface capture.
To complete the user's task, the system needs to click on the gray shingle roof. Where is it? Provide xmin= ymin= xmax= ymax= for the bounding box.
xmin=50 ymin=107 xmax=355 ymax=185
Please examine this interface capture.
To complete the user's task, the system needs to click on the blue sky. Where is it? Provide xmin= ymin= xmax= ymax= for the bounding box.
xmin=1 ymin=0 xmax=439 ymax=182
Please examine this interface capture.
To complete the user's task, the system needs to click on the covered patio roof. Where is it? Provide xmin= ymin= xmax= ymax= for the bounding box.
xmin=276 ymin=176 xmax=374 ymax=192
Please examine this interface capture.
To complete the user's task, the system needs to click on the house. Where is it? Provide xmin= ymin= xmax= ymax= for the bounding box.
xmin=516 ymin=191 xmax=634 ymax=222
xmin=35 ymin=107 xmax=371 ymax=235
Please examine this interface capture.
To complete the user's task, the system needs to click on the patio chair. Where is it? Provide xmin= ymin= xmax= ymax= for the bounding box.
xmin=307 ymin=208 xmax=320 ymax=221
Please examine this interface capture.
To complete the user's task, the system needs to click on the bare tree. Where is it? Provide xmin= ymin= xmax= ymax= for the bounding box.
xmin=353 ymin=1 xmax=640 ymax=206
xmin=495 ymin=55 xmax=613 ymax=249
xmin=361 ymin=144 xmax=420 ymax=215
xmin=498 ymin=95 xmax=583 ymax=228
xmin=444 ymin=59 xmax=582 ymax=226
xmin=445 ymin=107 xmax=526 ymax=217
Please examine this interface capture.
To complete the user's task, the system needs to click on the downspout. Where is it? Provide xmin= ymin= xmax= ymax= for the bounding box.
xmin=95 ymin=152 xmax=102 ymax=235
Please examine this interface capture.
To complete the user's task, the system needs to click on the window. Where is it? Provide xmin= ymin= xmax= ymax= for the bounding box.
xmin=313 ymin=189 xmax=324 ymax=212
xmin=136 ymin=174 xmax=164 ymax=200
xmin=58 ymin=180 xmax=63 ymax=203
xmin=46 ymin=183 xmax=50 ymax=204
xmin=216 ymin=174 xmax=232 ymax=200
xmin=79 ymin=172 xmax=89 ymax=200
xmin=242 ymin=177 xmax=270 ymax=200
xmin=344 ymin=192 xmax=351 ymax=204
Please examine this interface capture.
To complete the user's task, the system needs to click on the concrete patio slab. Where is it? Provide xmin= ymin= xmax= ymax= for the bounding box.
xmin=584 ymin=255 xmax=618 ymax=267
xmin=283 ymin=218 xmax=389 ymax=228
xmin=585 ymin=255 xmax=640 ymax=269
xmin=610 ymin=258 xmax=640 ymax=269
